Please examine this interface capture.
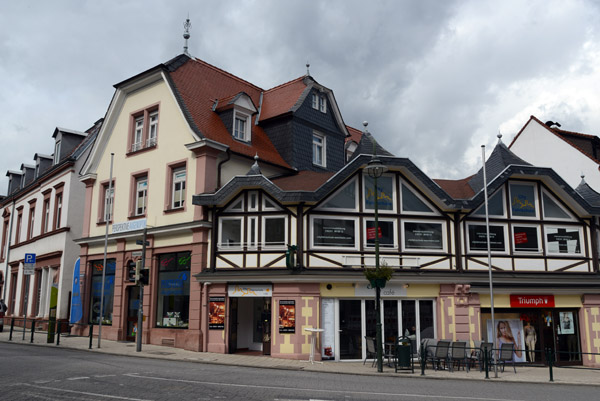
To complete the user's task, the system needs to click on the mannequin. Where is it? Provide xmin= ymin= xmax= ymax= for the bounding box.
xmin=524 ymin=321 xmax=537 ymax=362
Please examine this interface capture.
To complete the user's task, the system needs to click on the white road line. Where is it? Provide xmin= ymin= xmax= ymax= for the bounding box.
xmin=94 ymin=374 xmax=118 ymax=378
xmin=124 ymin=373 xmax=525 ymax=401
xmin=20 ymin=383 xmax=152 ymax=401
xmin=66 ymin=376 xmax=90 ymax=380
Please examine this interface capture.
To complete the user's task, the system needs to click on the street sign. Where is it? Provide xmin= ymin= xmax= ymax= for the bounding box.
xmin=24 ymin=253 xmax=36 ymax=275
xmin=112 ymin=218 xmax=146 ymax=234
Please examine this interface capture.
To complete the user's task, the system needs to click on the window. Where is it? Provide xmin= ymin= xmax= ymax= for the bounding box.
xmin=135 ymin=177 xmax=148 ymax=216
xmin=365 ymin=219 xmax=396 ymax=248
xmin=89 ymin=259 xmax=116 ymax=325
xmin=129 ymin=105 xmax=159 ymax=153
xmin=313 ymin=132 xmax=326 ymax=167
xmin=262 ymin=216 xmax=286 ymax=247
xmin=248 ymin=216 xmax=258 ymax=249
xmin=510 ymin=182 xmax=537 ymax=218
xmin=53 ymin=141 xmax=61 ymax=165
xmin=220 ymin=218 xmax=243 ymax=248
xmin=311 ymin=93 xmax=326 ymax=113
xmin=545 ymin=226 xmax=582 ymax=255
xmin=226 ymin=197 xmax=244 ymax=212
xmin=312 ymin=93 xmax=319 ymax=109
xmin=15 ymin=208 xmax=23 ymax=244
xmin=54 ymin=193 xmax=62 ymax=229
xmin=263 ymin=196 xmax=280 ymax=211
xmin=42 ymin=199 xmax=50 ymax=234
xmin=401 ymin=183 xmax=435 ymax=214
xmin=512 ymin=225 xmax=540 ymax=252
xmin=9 ymin=271 xmax=18 ymax=314
xmin=473 ymin=188 xmax=505 ymax=217
xmin=1 ymin=218 xmax=8 ymax=259
xmin=233 ymin=111 xmax=250 ymax=142
xmin=34 ymin=270 xmax=42 ymax=316
xmin=403 ymin=221 xmax=444 ymax=250
xmin=27 ymin=203 xmax=35 ymax=240
xmin=364 ymin=175 xmax=395 ymax=212
xmin=319 ymin=178 xmax=357 ymax=211
xmin=248 ymin=191 xmax=258 ymax=211
xmin=102 ymin=184 xmax=114 ymax=222
xmin=311 ymin=217 xmax=357 ymax=248
xmin=467 ymin=223 xmax=506 ymax=252
xmin=542 ymin=191 xmax=571 ymax=220
xmin=172 ymin=168 xmax=186 ymax=209
xmin=156 ymin=252 xmax=191 ymax=328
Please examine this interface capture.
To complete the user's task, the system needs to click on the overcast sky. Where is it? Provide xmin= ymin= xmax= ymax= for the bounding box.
xmin=2 ymin=0 xmax=600 ymax=195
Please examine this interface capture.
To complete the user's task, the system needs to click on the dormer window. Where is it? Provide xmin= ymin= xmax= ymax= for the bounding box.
xmin=53 ymin=141 xmax=61 ymax=165
xmin=313 ymin=132 xmax=326 ymax=167
xmin=312 ymin=93 xmax=326 ymax=113
xmin=233 ymin=111 xmax=250 ymax=142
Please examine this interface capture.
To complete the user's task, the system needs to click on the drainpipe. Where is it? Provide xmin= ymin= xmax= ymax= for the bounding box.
xmin=202 ymin=282 xmax=211 ymax=352
xmin=2 ymin=199 xmax=16 ymax=301
xmin=217 ymin=149 xmax=231 ymax=189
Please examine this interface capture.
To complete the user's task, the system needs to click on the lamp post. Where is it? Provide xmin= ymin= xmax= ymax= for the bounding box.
xmin=364 ymin=126 xmax=388 ymax=373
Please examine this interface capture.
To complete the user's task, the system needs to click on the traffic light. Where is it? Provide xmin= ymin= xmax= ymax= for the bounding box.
xmin=127 ymin=260 xmax=136 ymax=282
xmin=135 ymin=260 xmax=142 ymax=284
xmin=139 ymin=268 xmax=149 ymax=286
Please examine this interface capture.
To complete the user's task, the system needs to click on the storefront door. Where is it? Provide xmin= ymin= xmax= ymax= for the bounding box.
xmin=126 ymin=286 xmax=139 ymax=342
xmin=228 ymin=298 xmax=238 ymax=354
xmin=339 ymin=300 xmax=362 ymax=360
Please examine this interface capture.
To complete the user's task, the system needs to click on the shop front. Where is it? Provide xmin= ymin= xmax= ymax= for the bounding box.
xmin=480 ymin=294 xmax=582 ymax=366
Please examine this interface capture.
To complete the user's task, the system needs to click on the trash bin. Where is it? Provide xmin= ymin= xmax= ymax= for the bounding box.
xmin=395 ymin=336 xmax=414 ymax=373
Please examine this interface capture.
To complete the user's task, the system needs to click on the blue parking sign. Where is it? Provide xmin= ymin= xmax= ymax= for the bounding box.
xmin=24 ymin=253 xmax=36 ymax=275
xmin=25 ymin=253 xmax=36 ymax=264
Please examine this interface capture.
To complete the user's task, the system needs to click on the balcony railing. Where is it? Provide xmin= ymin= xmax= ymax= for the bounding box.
xmin=131 ymin=142 xmax=142 ymax=152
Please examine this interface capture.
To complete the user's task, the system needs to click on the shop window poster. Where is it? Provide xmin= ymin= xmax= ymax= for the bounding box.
xmin=468 ymin=225 xmax=505 ymax=251
xmin=486 ymin=319 xmax=526 ymax=363
xmin=209 ymin=297 xmax=225 ymax=330
xmin=279 ymin=300 xmax=295 ymax=333
xmin=559 ymin=312 xmax=574 ymax=335
xmin=510 ymin=184 xmax=536 ymax=217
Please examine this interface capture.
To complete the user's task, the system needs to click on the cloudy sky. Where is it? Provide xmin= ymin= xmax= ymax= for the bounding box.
xmin=2 ymin=0 xmax=600 ymax=194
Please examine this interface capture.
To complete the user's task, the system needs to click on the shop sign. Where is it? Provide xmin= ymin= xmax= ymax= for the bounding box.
xmin=510 ymin=294 xmax=555 ymax=308
xmin=228 ymin=284 xmax=272 ymax=297
xmin=355 ymin=283 xmax=408 ymax=297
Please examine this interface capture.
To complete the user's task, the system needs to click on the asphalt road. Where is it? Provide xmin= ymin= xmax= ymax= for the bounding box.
xmin=0 ymin=342 xmax=596 ymax=401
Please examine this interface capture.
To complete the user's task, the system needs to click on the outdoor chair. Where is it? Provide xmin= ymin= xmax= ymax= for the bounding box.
xmin=431 ymin=340 xmax=450 ymax=370
xmin=498 ymin=342 xmax=517 ymax=373
xmin=449 ymin=341 xmax=469 ymax=372
xmin=420 ymin=338 xmax=438 ymax=369
xmin=364 ymin=336 xmax=376 ymax=367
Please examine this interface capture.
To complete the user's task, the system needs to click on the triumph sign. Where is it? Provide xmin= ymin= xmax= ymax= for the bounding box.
xmin=510 ymin=294 xmax=555 ymax=308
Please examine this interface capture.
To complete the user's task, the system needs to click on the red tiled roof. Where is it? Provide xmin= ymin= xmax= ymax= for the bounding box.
xmin=346 ymin=125 xmax=363 ymax=144
xmin=271 ymin=171 xmax=335 ymax=191
xmin=168 ymin=58 xmax=291 ymax=169
xmin=260 ymin=77 xmax=307 ymax=121
xmin=434 ymin=175 xmax=475 ymax=199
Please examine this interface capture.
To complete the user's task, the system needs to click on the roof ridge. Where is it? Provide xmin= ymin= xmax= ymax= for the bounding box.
xmin=554 ymin=128 xmax=597 ymax=139
xmin=264 ymin=76 xmax=305 ymax=93
xmin=190 ymin=58 xmax=264 ymax=92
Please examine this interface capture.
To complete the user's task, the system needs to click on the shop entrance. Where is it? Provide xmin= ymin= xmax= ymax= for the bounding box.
xmin=126 ymin=286 xmax=140 ymax=342
xmin=228 ymin=297 xmax=271 ymax=355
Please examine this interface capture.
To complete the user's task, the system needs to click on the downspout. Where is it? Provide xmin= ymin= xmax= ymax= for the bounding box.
xmin=217 ymin=149 xmax=231 ymax=189
xmin=202 ymin=281 xmax=211 ymax=351
xmin=211 ymin=207 xmax=218 ymax=272
xmin=453 ymin=212 xmax=463 ymax=271
xmin=297 ymin=203 xmax=304 ymax=269
xmin=591 ymin=217 xmax=599 ymax=273
xmin=2 ymin=199 xmax=16 ymax=301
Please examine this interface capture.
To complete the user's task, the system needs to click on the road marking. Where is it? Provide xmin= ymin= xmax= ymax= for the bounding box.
xmin=20 ymin=383 xmax=152 ymax=400
xmin=66 ymin=376 xmax=90 ymax=380
xmin=124 ymin=373 xmax=525 ymax=401
xmin=94 ymin=374 xmax=117 ymax=378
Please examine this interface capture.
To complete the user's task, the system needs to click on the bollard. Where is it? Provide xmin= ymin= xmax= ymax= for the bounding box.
xmin=30 ymin=321 xmax=35 ymax=343
xmin=420 ymin=345 xmax=426 ymax=376
xmin=22 ymin=318 xmax=27 ymax=341
xmin=484 ymin=347 xmax=489 ymax=379
xmin=56 ymin=322 xmax=61 ymax=346
xmin=88 ymin=324 xmax=94 ymax=349
xmin=9 ymin=318 xmax=14 ymax=341
xmin=546 ymin=348 xmax=554 ymax=382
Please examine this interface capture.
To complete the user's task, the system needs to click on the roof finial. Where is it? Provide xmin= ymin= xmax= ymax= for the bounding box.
xmin=497 ymin=130 xmax=503 ymax=144
xmin=306 ymin=61 xmax=310 ymax=76
xmin=254 ymin=153 xmax=259 ymax=162
xmin=183 ymin=15 xmax=192 ymax=56
xmin=362 ymin=121 xmax=369 ymax=134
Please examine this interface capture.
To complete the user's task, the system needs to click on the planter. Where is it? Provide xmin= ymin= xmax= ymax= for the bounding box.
xmin=369 ymin=278 xmax=387 ymax=289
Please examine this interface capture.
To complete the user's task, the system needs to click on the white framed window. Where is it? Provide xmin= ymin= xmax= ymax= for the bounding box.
xmin=55 ymin=194 xmax=62 ymax=229
xmin=133 ymin=117 xmax=144 ymax=152
xmin=53 ymin=141 xmax=61 ymax=165
xmin=541 ymin=189 xmax=573 ymax=220
xmin=318 ymin=177 xmax=358 ymax=212
xmin=509 ymin=182 xmax=539 ymax=219
xmin=512 ymin=224 xmax=542 ymax=253
xmin=262 ymin=216 xmax=287 ymax=248
xmin=313 ymin=132 xmax=326 ymax=167
xmin=103 ymin=185 xmax=114 ymax=222
xmin=262 ymin=196 xmax=281 ymax=211
xmin=310 ymin=216 xmax=358 ymax=250
xmin=400 ymin=180 xmax=438 ymax=215
xmin=219 ymin=217 xmax=243 ymax=249
xmin=472 ymin=187 xmax=506 ymax=217
xmin=466 ymin=222 xmax=508 ymax=254
xmin=544 ymin=226 xmax=583 ymax=256
xmin=233 ymin=111 xmax=250 ymax=142
xmin=135 ymin=177 xmax=148 ymax=216
xmin=363 ymin=218 xmax=397 ymax=249
xmin=401 ymin=219 xmax=447 ymax=252
xmin=247 ymin=216 xmax=258 ymax=249
xmin=319 ymin=95 xmax=327 ymax=113
xmin=172 ymin=168 xmax=186 ymax=209
xmin=226 ymin=196 xmax=244 ymax=212
xmin=43 ymin=200 xmax=50 ymax=233
xmin=147 ymin=111 xmax=158 ymax=147
xmin=312 ymin=93 xmax=319 ymax=109
xmin=364 ymin=174 xmax=396 ymax=213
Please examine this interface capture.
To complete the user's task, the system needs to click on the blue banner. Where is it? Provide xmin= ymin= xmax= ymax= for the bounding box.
xmin=69 ymin=258 xmax=83 ymax=324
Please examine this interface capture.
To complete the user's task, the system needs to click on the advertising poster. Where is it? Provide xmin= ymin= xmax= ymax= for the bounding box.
xmin=321 ymin=299 xmax=335 ymax=360
xmin=486 ymin=319 xmax=526 ymax=363
xmin=469 ymin=225 xmax=505 ymax=251
xmin=209 ymin=297 xmax=225 ymax=329
xmin=279 ymin=300 xmax=295 ymax=333
xmin=559 ymin=311 xmax=574 ymax=335
xmin=404 ymin=222 xmax=443 ymax=249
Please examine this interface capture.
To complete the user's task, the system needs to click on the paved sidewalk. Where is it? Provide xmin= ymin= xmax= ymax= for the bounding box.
xmin=1 ymin=330 xmax=599 ymax=386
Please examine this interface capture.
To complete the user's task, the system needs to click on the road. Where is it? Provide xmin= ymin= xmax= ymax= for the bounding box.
xmin=0 ymin=342 xmax=596 ymax=401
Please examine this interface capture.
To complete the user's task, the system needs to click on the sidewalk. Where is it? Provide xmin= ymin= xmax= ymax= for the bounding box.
xmin=1 ymin=330 xmax=599 ymax=386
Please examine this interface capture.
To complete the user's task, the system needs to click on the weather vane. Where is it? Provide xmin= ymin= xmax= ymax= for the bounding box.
xmin=183 ymin=16 xmax=192 ymax=56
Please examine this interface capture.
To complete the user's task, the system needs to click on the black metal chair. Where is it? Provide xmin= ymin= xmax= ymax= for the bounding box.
xmin=364 ymin=336 xmax=376 ymax=367
xmin=449 ymin=341 xmax=468 ymax=372
xmin=432 ymin=340 xmax=450 ymax=370
xmin=498 ymin=342 xmax=517 ymax=373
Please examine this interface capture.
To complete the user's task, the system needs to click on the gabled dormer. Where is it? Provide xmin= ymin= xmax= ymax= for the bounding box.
xmin=52 ymin=127 xmax=87 ymax=165
xmin=33 ymin=153 xmax=53 ymax=179
xmin=214 ymin=92 xmax=257 ymax=144
xmin=20 ymin=164 xmax=35 ymax=188
xmin=6 ymin=170 xmax=23 ymax=195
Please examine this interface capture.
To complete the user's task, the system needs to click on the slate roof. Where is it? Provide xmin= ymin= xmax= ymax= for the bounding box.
xmin=349 ymin=131 xmax=394 ymax=161
xmin=576 ymin=177 xmax=600 ymax=208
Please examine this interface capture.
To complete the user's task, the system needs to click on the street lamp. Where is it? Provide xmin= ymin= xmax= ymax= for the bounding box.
xmin=363 ymin=123 xmax=388 ymax=373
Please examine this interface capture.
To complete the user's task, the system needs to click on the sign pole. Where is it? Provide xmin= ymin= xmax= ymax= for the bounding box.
xmin=98 ymin=153 xmax=114 ymax=349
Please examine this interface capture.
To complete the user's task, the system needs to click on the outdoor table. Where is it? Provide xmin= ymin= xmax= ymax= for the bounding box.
xmin=304 ymin=327 xmax=324 ymax=364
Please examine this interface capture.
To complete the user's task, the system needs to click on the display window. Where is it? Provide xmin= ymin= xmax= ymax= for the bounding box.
xmin=544 ymin=226 xmax=582 ymax=255
xmin=467 ymin=223 xmax=507 ymax=253
xmin=89 ymin=259 xmax=116 ymax=325
xmin=156 ymin=252 xmax=190 ymax=329
xmin=402 ymin=221 xmax=445 ymax=251
xmin=311 ymin=216 xmax=357 ymax=249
